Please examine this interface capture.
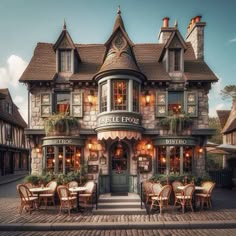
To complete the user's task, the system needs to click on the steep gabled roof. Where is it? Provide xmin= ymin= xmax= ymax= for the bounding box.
xmin=217 ymin=110 xmax=231 ymax=129
xmin=0 ymin=89 xmax=27 ymax=127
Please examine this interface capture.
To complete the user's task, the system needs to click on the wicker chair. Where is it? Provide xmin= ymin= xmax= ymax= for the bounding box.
xmin=150 ymin=185 xmax=172 ymax=214
xmin=195 ymin=181 xmax=216 ymax=209
xmin=175 ymin=183 xmax=195 ymax=213
xmin=17 ymin=184 xmax=38 ymax=214
xmin=39 ymin=181 xmax=57 ymax=208
xmin=172 ymin=180 xmax=184 ymax=205
xmin=79 ymin=181 xmax=95 ymax=208
xmin=57 ymin=185 xmax=77 ymax=216
xmin=66 ymin=181 xmax=79 ymax=197
xmin=152 ymin=182 xmax=162 ymax=196
xmin=143 ymin=181 xmax=154 ymax=205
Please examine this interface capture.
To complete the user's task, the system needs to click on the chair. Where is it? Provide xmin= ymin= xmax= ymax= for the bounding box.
xmin=143 ymin=181 xmax=154 ymax=205
xmin=17 ymin=184 xmax=38 ymax=215
xmin=172 ymin=180 xmax=184 ymax=205
xmin=66 ymin=181 xmax=79 ymax=196
xmin=175 ymin=183 xmax=195 ymax=213
xmin=39 ymin=181 xmax=57 ymax=208
xmin=152 ymin=182 xmax=162 ymax=196
xmin=57 ymin=185 xmax=77 ymax=216
xmin=79 ymin=181 xmax=95 ymax=208
xmin=195 ymin=181 xmax=216 ymax=209
xmin=150 ymin=185 xmax=172 ymax=214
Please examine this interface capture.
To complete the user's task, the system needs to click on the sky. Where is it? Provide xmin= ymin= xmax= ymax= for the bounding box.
xmin=0 ymin=0 xmax=236 ymax=123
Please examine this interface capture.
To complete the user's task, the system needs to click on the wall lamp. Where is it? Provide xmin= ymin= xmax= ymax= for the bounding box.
xmin=88 ymin=90 xmax=94 ymax=105
xmin=145 ymin=91 xmax=151 ymax=105
xmin=88 ymin=140 xmax=93 ymax=150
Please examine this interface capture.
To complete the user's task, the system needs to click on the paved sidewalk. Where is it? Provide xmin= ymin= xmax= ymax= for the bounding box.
xmin=0 ymin=176 xmax=236 ymax=231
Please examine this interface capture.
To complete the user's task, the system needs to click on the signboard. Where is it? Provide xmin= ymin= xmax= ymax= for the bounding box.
xmin=154 ymin=137 xmax=197 ymax=146
xmin=42 ymin=137 xmax=84 ymax=146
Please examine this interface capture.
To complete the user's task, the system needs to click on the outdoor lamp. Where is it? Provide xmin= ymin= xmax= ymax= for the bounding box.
xmin=146 ymin=141 xmax=152 ymax=150
xmin=145 ymin=91 xmax=151 ymax=105
xmin=88 ymin=90 xmax=94 ymax=105
xmin=88 ymin=140 xmax=93 ymax=150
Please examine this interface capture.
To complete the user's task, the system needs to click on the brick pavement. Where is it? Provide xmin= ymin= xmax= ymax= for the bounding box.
xmin=0 ymin=176 xmax=236 ymax=232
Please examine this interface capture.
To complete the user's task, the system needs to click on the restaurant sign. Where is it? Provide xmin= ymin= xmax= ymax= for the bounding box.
xmin=154 ymin=137 xmax=197 ymax=146
xmin=42 ymin=137 xmax=84 ymax=146
xmin=97 ymin=113 xmax=142 ymax=127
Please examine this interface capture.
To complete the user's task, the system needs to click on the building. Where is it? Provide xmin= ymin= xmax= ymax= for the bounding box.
xmin=217 ymin=97 xmax=236 ymax=186
xmin=19 ymin=9 xmax=218 ymax=193
xmin=0 ymin=89 xmax=29 ymax=177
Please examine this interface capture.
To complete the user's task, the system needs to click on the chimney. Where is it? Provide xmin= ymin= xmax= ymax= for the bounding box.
xmin=186 ymin=15 xmax=206 ymax=60
xmin=158 ymin=17 xmax=174 ymax=44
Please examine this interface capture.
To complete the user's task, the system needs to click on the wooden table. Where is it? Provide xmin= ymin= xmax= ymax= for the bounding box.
xmin=69 ymin=186 xmax=88 ymax=211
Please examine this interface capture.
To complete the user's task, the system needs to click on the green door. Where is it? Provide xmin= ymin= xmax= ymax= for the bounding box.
xmin=110 ymin=141 xmax=129 ymax=193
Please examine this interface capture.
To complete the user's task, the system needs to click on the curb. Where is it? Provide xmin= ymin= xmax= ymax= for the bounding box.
xmin=0 ymin=220 xmax=236 ymax=231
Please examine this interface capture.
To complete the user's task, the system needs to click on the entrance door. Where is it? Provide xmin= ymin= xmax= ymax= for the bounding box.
xmin=110 ymin=141 xmax=129 ymax=193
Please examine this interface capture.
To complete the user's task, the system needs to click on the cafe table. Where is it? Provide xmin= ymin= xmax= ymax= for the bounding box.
xmin=69 ymin=186 xmax=88 ymax=211
xmin=29 ymin=186 xmax=51 ymax=208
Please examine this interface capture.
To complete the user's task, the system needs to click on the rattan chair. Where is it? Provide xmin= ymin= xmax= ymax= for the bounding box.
xmin=195 ymin=181 xmax=215 ymax=209
xmin=66 ymin=181 xmax=79 ymax=196
xmin=172 ymin=180 xmax=184 ymax=205
xmin=57 ymin=185 xmax=77 ymax=216
xmin=175 ymin=183 xmax=195 ymax=213
xmin=39 ymin=180 xmax=57 ymax=208
xmin=17 ymin=184 xmax=38 ymax=214
xmin=150 ymin=185 xmax=172 ymax=214
xmin=143 ymin=181 xmax=154 ymax=205
xmin=79 ymin=181 xmax=95 ymax=208
xmin=152 ymin=182 xmax=162 ymax=196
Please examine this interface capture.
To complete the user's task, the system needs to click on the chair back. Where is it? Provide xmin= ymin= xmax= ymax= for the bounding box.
xmin=182 ymin=184 xmax=195 ymax=198
xmin=152 ymin=182 xmax=162 ymax=195
xmin=84 ymin=181 xmax=95 ymax=194
xmin=66 ymin=181 xmax=79 ymax=188
xmin=57 ymin=185 xmax=70 ymax=199
xmin=144 ymin=181 xmax=153 ymax=194
xmin=201 ymin=181 xmax=215 ymax=195
xmin=159 ymin=185 xmax=172 ymax=200
xmin=17 ymin=184 xmax=32 ymax=201
xmin=172 ymin=180 xmax=183 ymax=193
xmin=46 ymin=181 xmax=58 ymax=193
xmin=24 ymin=182 xmax=33 ymax=189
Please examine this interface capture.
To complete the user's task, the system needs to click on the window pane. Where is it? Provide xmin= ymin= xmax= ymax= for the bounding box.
xmin=168 ymin=92 xmax=183 ymax=115
xmin=59 ymin=50 xmax=71 ymax=72
xmin=56 ymin=93 xmax=70 ymax=114
xmin=169 ymin=49 xmax=181 ymax=72
xmin=157 ymin=146 xmax=167 ymax=174
xmin=133 ymin=81 xmax=139 ymax=112
xmin=169 ymin=146 xmax=180 ymax=174
xmin=183 ymin=146 xmax=192 ymax=173
xmin=101 ymin=83 xmax=107 ymax=112
xmin=112 ymin=81 xmax=128 ymax=110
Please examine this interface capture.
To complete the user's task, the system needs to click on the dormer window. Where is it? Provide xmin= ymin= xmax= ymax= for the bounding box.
xmin=59 ymin=50 xmax=72 ymax=72
xmin=169 ymin=48 xmax=181 ymax=72
xmin=5 ymin=101 xmax=12 ymax=114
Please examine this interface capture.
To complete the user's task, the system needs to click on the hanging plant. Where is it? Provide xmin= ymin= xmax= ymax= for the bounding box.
xmin=44 ymin=113 xmax=79 ymax=136
xmin=159 ymin=113 xmax=193 ymax=135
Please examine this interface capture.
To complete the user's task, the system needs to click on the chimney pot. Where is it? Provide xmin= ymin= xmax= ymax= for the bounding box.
xmin=191 ymin=18 xmax=195 ymax=25
xmin=195 ymin=15 xmax=202 ymax=23
xmin=162 ymin=17 xmax=170 ymax=28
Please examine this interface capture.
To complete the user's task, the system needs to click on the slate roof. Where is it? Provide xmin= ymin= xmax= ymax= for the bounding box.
xmin=217 ymin=110 xmax=230 ymax=129
xmin=0 ymin=89 xmax=27 ymax=128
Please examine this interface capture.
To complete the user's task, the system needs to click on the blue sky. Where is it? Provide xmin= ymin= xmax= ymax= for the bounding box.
xmin=0 ymin=0 xmax=236 ymax=122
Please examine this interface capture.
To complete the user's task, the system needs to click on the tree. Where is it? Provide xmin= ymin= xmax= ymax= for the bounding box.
xmin=208 ymin=117 xmax=222 ymax=144
xmin=220 ymin=85 xmax=236 ymax=100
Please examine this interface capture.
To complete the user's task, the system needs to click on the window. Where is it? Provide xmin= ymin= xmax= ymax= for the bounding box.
xmin=71 ymin=92 xmax=83 ymax=117
xmin=168 ymin=92 xmax=183 ymax=115
xmin=59 ymin=50 xmax=71 ymax=72
xmin=169 ymin=49 xmax=181 ymax=72
xmin=112 ymin=81 xmax=128 ymax=110
xmin=5 ymin=102 xmax=12 ymax=114
xmin=185 ymin=92 xmax=198 ymax=117
xmin=133 ymin=81 xmax=139 ymax=112
xmin=5 ymin=124 xmax=12 ymax=141
xmin=41 ymin=93 xmax=51 ymax=117
xmin=156 ymin=92 xmax=167 ymax=117
xmin=101 ymin=82 xmax=108 ymax=112
xmin=55 ymin=93 xmax=70 ymax=114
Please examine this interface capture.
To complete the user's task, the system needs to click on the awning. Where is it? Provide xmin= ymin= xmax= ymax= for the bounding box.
xmin=97 ymin=130 xmax=142 ymax=140
xmin=217 ymin=144 xmax=236 ymax=153
xmin=206 ymin=147 xmax=230 ymax=155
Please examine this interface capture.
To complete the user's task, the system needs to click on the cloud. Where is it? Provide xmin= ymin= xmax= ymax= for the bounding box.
xmin=229 ymin=38 xmax=236 ymax=43
xmin=13 ymin=95 xmax=28 ymax=123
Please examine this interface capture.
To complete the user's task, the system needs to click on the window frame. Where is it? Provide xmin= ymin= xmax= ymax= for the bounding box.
xmin=59 ymin=49 xmax=72 ymax=72
xmin=41 ymin=93 xmax=52 ymax=117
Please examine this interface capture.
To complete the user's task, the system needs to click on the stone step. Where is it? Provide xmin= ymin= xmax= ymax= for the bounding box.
xmin=97 ymin=201 xmax=142 ymax=209
xmin=93 ymin=207 xmax=147 ymax=215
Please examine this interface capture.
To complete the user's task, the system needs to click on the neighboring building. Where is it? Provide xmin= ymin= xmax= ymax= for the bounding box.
xmin=19 ymin=10 xmax=217 ymax=193
xmin=217 ymin=97 xmax=236 ymax=186
xmin=0 ymin=89 xmax=29 ymax=176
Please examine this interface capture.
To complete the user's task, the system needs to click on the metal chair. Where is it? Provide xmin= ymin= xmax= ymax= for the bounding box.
xmin=57 ymin=185 xmax=77 ymax=216
xmin=17 ymin=184 xmax=38 ymax=215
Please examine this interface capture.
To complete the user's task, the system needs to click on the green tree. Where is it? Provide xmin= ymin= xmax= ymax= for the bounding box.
xmin=208 ymin=117 xmax=222 ymax=144
xmin=220 ymin=85 xmax=236 ymax=100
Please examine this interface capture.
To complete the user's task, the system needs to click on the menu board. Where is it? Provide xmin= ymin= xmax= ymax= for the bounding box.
xmin=137 ymin=155 xmax=152 ymax=173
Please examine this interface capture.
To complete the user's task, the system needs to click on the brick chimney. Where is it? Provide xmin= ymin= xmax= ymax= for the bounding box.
xmin=186 ymin=15 xmax=206 ymax=60
xmin=158 ymin=17 xmax=175 ymax=44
